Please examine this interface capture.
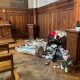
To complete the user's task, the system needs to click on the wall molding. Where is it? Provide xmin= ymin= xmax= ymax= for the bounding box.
xmin=37 ymin=0 xmax=74 ymax=14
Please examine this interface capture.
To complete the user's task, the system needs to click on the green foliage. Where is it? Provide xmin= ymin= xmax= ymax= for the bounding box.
xmin=62 ymin=61 xmax=69 ymax=68
xmin=76 ymin=21 xmax=80 ymax=27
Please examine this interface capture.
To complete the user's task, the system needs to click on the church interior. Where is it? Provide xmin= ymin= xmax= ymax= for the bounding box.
xmin=0 ymin=0 xmax=80 ymax=80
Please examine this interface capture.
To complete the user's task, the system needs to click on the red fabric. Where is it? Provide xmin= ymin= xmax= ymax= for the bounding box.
xmin=49 ymin=32 xmax=57 ymax=37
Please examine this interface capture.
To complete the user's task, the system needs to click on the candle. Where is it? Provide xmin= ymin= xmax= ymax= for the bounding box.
xmin=2 ymin=9 xmax=5 ymax=13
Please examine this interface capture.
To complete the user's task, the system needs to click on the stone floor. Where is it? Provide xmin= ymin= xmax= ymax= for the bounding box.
xmin=0 ymin=40 xmax=80 ymax=80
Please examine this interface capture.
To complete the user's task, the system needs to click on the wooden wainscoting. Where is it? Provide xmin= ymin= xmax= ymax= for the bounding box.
xmin=37 ymin=0 xmax=75 ymax=38
xmin=0 ymin=9 xmax=34 ymax=38
xmin=74 ymin=0 xmax=80 ymax=22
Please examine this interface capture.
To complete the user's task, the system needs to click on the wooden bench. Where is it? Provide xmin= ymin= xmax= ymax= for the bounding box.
xmin=0 ymin=53 xmax=15 ymax=80
xmin=0 ymin=42 xmax=9 ymax=53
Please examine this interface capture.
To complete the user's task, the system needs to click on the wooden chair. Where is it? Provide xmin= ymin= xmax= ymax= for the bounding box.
xmin=0 ymin=53 xmax=15 ymax=80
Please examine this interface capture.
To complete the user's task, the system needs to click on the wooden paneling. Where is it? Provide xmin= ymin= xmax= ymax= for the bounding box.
xmin=74 ymin=0 xmax=80 ymax=22
xmin=66 ymin=29 xmax=80 ymax=71
xmin=0 ymin=9 xmax=33 ymax=38
xmin=37 ymin=0 xmax=75 ymax=38
xmin=0 ymin=0 xmax=79 ymax=39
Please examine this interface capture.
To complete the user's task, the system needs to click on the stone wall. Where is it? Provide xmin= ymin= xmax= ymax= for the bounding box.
xmin=0 ymin=0 xmax=28 ymax=10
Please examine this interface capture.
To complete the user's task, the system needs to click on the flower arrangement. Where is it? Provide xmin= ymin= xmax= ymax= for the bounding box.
xmin=61 ymin=58 xmax=73 ymax=72
xmin=76 ymin=21 xmax=80 ymax=31
xmin=76 ymin=21 xmax=80 ymax=27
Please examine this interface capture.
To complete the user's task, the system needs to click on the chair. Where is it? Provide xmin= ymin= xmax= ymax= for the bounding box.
xmin=0 ymin=53 xmax=15 ymax=80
